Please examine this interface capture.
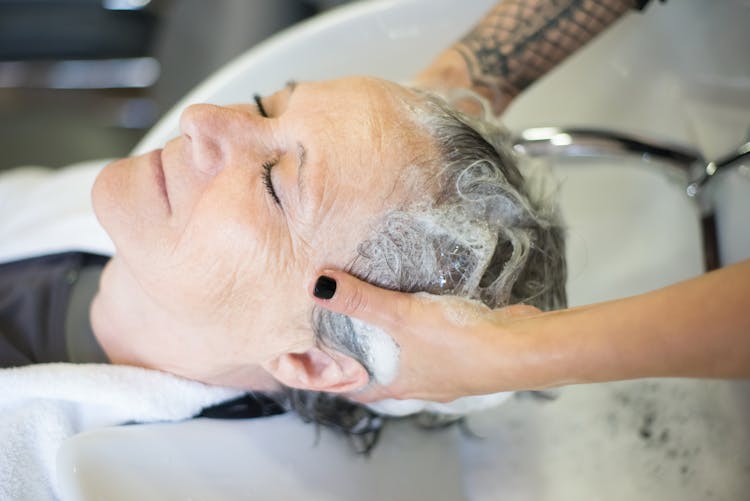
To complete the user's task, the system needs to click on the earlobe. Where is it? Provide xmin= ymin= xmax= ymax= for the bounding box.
xmin=266 ymin=347 xmax=370 ymax=393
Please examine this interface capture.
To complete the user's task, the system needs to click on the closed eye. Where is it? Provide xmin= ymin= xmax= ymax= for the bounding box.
xmin=254 ymin=94 xmax=269 ymax=118
xmin=262 ymin=160 xmax=281 ymax=206
xmin=253 ymin=94 xmax=281 ymax=206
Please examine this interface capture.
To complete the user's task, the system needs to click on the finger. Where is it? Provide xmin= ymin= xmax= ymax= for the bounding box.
xmin=308 ymin=269 xmax=411 ymax=332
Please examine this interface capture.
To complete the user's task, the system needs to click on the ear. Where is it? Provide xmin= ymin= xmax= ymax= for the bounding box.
xmin=265 ymin=347 xmax=370 ymax=393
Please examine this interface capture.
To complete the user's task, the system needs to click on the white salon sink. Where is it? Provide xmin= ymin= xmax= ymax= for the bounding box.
xmin=58 ymin=415 xmax=469 ymax=501
xmin=58 ymin=0 xmax=750 ymax=499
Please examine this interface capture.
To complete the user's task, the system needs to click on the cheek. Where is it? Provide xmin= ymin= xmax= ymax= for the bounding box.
xmin=153 ymin=238 xmax=312 ymax=362
xmin=151 ymin=201 xmax=296 ymax=320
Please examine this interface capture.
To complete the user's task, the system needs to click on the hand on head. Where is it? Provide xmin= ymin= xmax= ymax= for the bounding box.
xmin=311 ymin=262 xmax=750 ymax=404
xmin=309 ymin=269 xmax=542 ymax=403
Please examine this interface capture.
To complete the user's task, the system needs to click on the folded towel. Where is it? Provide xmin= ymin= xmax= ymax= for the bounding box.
xmin=0 ymin=363 xmax=243 ymax=501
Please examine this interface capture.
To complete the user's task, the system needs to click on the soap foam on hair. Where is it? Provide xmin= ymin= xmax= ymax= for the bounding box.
xmin=365 ymin=391 xmax=513 ymax=417
xmin=293 ymin=89 xmax=566 ymax=429
xmin=350 ymin=318 xmax=400 ymax=385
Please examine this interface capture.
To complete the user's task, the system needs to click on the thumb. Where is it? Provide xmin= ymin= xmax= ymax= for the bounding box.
xmin=309 ymin=270 xmax=410 ymax=332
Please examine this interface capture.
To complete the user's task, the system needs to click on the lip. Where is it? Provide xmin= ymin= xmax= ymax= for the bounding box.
xmin=150 ymin=148 xmax=171 ymax=214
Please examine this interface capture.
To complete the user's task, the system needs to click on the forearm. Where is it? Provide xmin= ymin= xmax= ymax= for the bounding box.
xmin=515 ymin=260 xmax=750 ymax=388
xmin=416 ymin=0 xmax=638 ymax=114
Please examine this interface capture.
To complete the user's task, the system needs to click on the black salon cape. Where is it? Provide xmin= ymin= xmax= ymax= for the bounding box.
xmin=0 ymin=252 xmax=107 ymax=367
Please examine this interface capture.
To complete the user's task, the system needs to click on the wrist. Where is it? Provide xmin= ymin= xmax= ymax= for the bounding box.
xmin=413 ymin=48 xmax=515 ymax=116
xmin=412 ymin=48 xmax=472 ymax=91
xmin=496 ymin=309 xmax=593 ymax=391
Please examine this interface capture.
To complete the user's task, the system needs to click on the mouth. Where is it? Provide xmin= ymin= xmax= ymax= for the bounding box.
xmin=150 ymin=148 xmax=171 ymax=214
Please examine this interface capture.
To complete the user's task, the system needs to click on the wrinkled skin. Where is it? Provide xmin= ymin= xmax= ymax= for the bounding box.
xmin=91 ymin=77 xmax=435 ymax=390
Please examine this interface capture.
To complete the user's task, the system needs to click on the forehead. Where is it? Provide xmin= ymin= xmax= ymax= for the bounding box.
xmin=282 ymin=77 xmax=429 ymax=143
xmin=326 ymin=81 xmax=428 ymax=187
xmin=294 ymin=77 xmax=433 ymax=185
xmin=288 ymin=77 xmax=416 ymax=114
xmin=281 ymin=77 xmax=437 ymax=259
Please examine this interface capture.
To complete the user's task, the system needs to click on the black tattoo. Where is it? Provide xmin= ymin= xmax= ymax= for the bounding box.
xmin=455 ymin=0 xmax=638 ymax=104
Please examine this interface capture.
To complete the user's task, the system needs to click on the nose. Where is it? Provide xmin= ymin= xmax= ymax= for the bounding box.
xmin=179 ymin=103 xmax=265 ymax=176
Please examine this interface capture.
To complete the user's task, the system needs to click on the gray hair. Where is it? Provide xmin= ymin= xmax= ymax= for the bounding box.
xmin=278 ymin=91 xmax=567 ymax=453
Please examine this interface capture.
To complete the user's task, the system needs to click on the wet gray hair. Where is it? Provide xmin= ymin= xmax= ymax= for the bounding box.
xmin=279 ymin=90 xmax=566 ymax=452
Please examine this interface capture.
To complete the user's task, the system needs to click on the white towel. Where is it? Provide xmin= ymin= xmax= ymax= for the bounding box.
xmin=0 ymin=363 xmax=243 ymax=501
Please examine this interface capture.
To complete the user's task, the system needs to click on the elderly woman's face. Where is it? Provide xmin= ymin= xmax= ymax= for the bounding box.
xmin=91 ymin=76 xmax=432 ymax=388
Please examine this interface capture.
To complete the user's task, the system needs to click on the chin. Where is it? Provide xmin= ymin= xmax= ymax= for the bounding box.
xmin=91 ymin=157 xmax=128 ymax=235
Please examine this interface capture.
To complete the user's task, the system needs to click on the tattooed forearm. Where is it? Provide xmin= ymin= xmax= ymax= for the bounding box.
xmin=455 ymin=0 xmax=638 ymax=109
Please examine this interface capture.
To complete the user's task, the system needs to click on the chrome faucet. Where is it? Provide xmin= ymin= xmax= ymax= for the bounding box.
xmin=513 ymin=127 xmax=750 ymax=270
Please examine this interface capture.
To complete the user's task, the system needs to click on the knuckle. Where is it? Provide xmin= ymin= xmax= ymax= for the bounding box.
xmin=341 ymin=284 xmax=369 ymax=317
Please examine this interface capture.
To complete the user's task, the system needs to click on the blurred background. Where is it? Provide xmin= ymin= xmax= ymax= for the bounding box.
xmin=0 ymin=0 xmax=358 ymax=171
xmin=2 ymin=0 xmax=748 ymax=173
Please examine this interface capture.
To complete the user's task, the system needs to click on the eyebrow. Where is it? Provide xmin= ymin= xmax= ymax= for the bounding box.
xmin=296 ymin=141 xmax=307 ymax=203
xmin=282 ymin=81 xmax=307 ymax=203
xmin=281 ymin=81 xmax=306 ymax=207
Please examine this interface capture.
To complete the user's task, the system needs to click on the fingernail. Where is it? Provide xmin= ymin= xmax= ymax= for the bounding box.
xmin=313 ymin=275 xmax=336 ymax=300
